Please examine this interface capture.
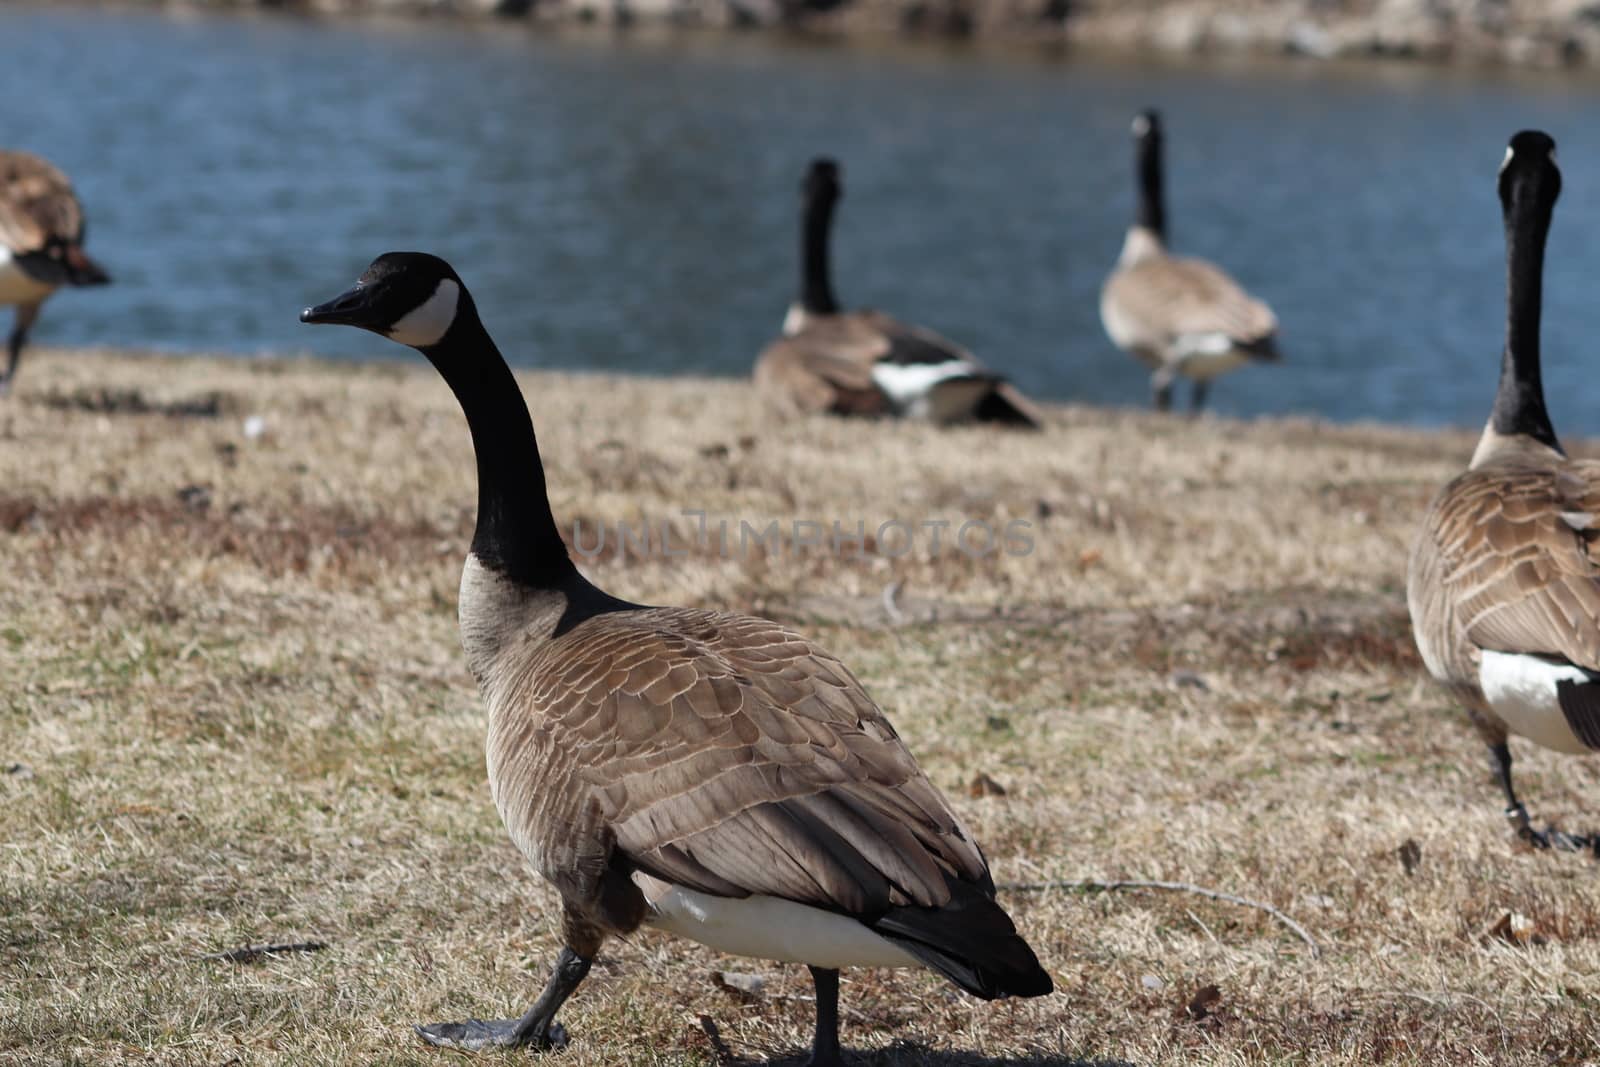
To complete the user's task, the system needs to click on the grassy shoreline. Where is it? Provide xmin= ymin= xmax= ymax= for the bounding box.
xmin=3 ymin=348 xmax=1598 ymax=1065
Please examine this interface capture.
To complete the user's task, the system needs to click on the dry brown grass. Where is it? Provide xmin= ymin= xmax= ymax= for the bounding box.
xmin=2 ymin=347 xmax=1599 ymax=1066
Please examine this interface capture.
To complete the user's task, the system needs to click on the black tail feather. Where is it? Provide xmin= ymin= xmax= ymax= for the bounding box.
xmin=870 ymin=874 xmax=1052 ymax=1000
xmin=66 ymin=250 xmax=110 ymax=287
xmin=971 ymin=382 xmax=1044 ymax=429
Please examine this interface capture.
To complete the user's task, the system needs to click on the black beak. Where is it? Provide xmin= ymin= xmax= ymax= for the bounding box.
xmin=300 ymin=284 xmax=373 ymax=328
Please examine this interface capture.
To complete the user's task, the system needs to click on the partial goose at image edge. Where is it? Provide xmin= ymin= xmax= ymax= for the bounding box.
xmin=1406 ymin=128 xmax=1600 ymax=854
xmin=0 ymin=148 xmax=111 ymax=396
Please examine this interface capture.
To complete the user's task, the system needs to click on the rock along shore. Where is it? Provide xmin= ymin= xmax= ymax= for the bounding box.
xmin=90 ymin=0 xmax=1600 ymax=69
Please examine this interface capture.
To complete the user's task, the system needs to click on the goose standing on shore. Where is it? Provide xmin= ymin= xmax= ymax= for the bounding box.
xmin=0 ymin=150 xmax=110 ymax=394
xmin=754 ymin=159 xmax=1042 ymax=427
xmin=1100 ymin=111 xmax=1279 ymax=412
xmin=1408 ymin=131 xmax=1597 ymax=852
xmin=301 ymin=253 xmax=1053 ymax=1059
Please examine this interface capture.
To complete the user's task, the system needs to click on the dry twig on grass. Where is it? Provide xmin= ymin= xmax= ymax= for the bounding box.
xmin=202 ymin=941 xmax=327 ymax=964
xmin=1001 ymin=879 xmax=1320 ymax=959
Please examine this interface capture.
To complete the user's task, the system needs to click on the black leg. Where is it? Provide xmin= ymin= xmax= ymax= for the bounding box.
xmin=1488 ymin=741 xmax=1597 ymax=854
xmin=1191 ymin=379 xmax=1210 ymax=412
xmin=1 ymin=304 xmax=37 ymax=397
xmin=1151 ymin=373 xmax=1173 ymax=413
xmin=416 ymin=946 xmax=592 ymax=1052
xmin=806 ymin=966 xmax=845 ymax=1067
xmin=1488 ymin=741 xmax=1527 ymax=827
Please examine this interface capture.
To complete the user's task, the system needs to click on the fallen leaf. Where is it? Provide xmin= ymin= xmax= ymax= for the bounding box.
xmin=1187 ymin=983 xmax=1223 ymax=1020
xmin=711 ymin=970 xmax=766 ymax=1001
xmin=969 ymin=773 xmax=1008 ymax=798
xmin=1485 ymin=911 xmax=1541 ymax=946
xmin=1140 ymin=974 xmax=1164 ymax=991
xmin=175 ymin=484 xmax=212 ymax=514
xmin=203 ymin=941 xmax=326 ymax=964
xmin=1398 ymin=838 xmax=1422 ymax=875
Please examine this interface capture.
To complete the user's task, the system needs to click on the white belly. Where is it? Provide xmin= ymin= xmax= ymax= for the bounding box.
xmin=0 ymin=249 xmax=56 ymax=306
xmin=637 ymin=874 xmax=920 ymax=970
xmin=1170 ymin=334 xmax=1250 ymax=380
xmin=1479 ymin=650 xmax=1595 ymax=755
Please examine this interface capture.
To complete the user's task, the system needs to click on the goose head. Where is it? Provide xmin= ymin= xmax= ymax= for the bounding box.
xmin=1131 ymin=108 xmax=1162 ymax=145
xmin=803 ymin=157 xmax=841 ymax=208
xmin=301 ymin=251 xmax=465 ymax=350
xmin=1498 ymin=129 xmax=1560 ymax=214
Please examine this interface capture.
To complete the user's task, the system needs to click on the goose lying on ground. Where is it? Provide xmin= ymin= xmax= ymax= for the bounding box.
xmin=301 ymin=252 xmax=1053 ymax=1060
xmin=1408 ymin=131 xmax=1597 ymax=852
xmin=754 ymin=158 xmax=1042 ymax=427
xmin=1099 ymin=111 xmax=1279 ymax=413
xmin=0 ymin=150 xmax=110 ymax=394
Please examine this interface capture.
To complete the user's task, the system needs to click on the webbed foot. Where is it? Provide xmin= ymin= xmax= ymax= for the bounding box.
xmin=1508 ymin=804 xmax=1598 ymax=854
xmin=1516 ymin=824 xmax=1598 ymax=854
xmin=415 ymin=1018 xmax=568 ymax=1051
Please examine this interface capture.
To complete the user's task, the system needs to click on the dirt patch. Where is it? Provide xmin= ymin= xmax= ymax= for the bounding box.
xmin=32 ymin=385 xmax=237 ymax=418
xmin=0 ymin=491 xmax=459 ymax=577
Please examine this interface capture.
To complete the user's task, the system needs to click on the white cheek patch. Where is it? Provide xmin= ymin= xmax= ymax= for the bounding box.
xmin=1132 ymin=115 xmax=1151 ymax=137
xmin=387 ymin=279 xmax=460 ymax=347
xmin=1500 ymin=145 xmax=1515 ymax=176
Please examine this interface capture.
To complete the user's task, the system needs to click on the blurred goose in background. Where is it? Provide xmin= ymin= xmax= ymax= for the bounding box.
xmin=1100 ymin=111 xmax=1279 ymax=412
xmin=0 ymin=150 xmax=110 ymax=394
xmin=754 ymin=158 xmax=1042 ymax=427
xmin=1408 ymin=130 xmax=1597 ymax=852
xmin=301 ymin=253 xmax=1053 ymax=1061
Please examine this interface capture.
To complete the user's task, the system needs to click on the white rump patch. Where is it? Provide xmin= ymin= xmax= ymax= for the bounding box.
xmin=1560 ymin=511 xmax=1595 ymax=532
xmin=0 ymin=248 xmax=57 ymax=306
xmin=1479 ymin=650 xmax=1594 ymax=755
xmin=1171 ymin=334 xmax=1248 ymax=379
xmin=871 ymin=359 xmax=982 ymax=416
xmin=387 ymin=278 xmax=460 ymax=348
xmin=639 ymin=876 xmax=920 ymax=970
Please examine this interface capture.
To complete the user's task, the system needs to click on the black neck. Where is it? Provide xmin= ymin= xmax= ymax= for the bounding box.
xmin=1135 ymin=133 xmax=1166 ymax=242
xmin=1491 ymin=164 xmax=1561 ymax=453
xmin=421 ymin=297 xmax=579 ymax=590
xmin=799 ymin=191 xmax=840 ymax=315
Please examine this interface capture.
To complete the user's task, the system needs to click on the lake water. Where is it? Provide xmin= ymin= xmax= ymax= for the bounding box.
xmin=10 ymin=5 xmax=1600 ymax=430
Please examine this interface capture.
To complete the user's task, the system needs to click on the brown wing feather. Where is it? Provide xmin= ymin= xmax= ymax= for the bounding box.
xmin=1418 ymin=454 xmax=1600 ymax=671
xmin=489 ymin=608 xmax=989 ymax=919
xmin=753 ymin=330 xmax=888 ymax=416
xmin=0 ymin=150 xmax=84 ymax=254
xmin=753 ymin=311 xmax=1041 ymax=426
xmin=1106 ymin=255 xmax=1277 ymax=346
xmin=852 ymin=310 xmax=980 ymax=369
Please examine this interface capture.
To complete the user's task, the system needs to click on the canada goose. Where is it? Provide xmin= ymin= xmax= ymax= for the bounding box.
xmin=301 ymin=253 xmax=1053 ymax=1059
xmin=754 ymin=159 xmax=1042 ymax=427
xmin=1099 ymin=111 xmax=1279 ymax=412
xmin=1408 ymin=130 xmax=1597 ymax=852
xmin=0 ymin=150 xmax=110 ymax=394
